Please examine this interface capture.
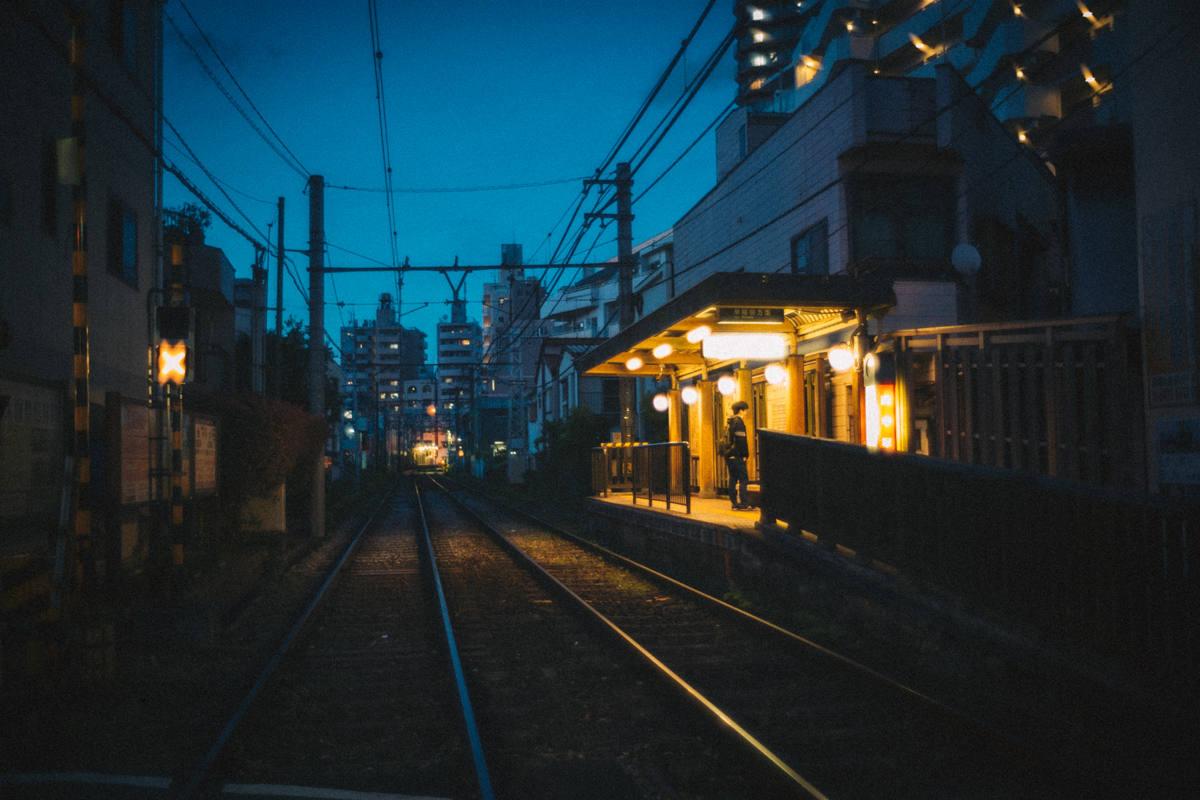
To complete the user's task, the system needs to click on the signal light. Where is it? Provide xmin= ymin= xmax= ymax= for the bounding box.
xmin=157 ymin=341 xmax=189 ymax=385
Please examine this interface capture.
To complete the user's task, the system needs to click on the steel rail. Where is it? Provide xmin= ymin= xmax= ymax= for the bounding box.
xmin=446 ymin=478 xmax=1039 ymax=748
xmin=174 ymin=490 xmax=392 ymax=800
xmin=414 ymin=483 xmax=495 ymax=800
xmin=429 ymin=478 xmax=827 ymax=799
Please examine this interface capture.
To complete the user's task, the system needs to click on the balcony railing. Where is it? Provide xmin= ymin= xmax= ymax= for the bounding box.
xmin=592 ymin=442 xmax=691 ymax=513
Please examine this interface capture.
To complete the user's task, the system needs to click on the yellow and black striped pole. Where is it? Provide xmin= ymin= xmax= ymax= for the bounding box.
xmin=168 ymin=245 xmax=185 ymax=576
xmin=69 ymin=8 xmax=93 ymax=591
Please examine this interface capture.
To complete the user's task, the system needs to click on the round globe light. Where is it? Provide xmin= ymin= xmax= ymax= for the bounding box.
xmin=764 ymin=363 xmax=787 ymax=385
xmin=827 ymin=343 xmax=854 ymax=372
xmin=952 ymin=243 xmax=981 ymax=276
xmin=681 ymin=386 xmax=700 ymax=405
xmin=625 ymin=356 xmax=644 ymax=371
xmin=652 ymin=393 xmax=669 ymax=412
xmin=686 ymin=325 xmax=712 ymax=344
xmin=717 ymin=375 xmax=736 ymax=396
xmin=652 ymin=343 xmax=673 ymax=359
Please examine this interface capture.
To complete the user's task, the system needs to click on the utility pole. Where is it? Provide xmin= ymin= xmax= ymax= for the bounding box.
xmin=308 ymin=176 xmax=325 ymax=538
xmin=275 ymin=196 xmax=284 ymax=398
xmin=585 ymin=162 xmax=636 ymax=443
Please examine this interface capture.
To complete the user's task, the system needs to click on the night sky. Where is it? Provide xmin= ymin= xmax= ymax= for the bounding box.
xmin=161 ymin=0 xmax=736 ymax=354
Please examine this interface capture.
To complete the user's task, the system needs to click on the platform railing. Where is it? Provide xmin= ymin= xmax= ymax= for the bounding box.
xmin=758 ymin=429 xmax=1199 ymax=687
xmin=593 ymin=442 xmax=691 ymax=513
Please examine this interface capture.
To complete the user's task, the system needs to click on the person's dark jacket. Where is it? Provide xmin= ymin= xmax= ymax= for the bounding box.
xmin=727 ymin=414 xmax=749 ymax=459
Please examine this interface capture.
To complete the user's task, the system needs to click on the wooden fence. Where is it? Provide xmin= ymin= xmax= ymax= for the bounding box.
xmin=758 ymin=429 xmax=1198 ymax=686
xmin=888 ymin=316 xmax=1144 ymax=490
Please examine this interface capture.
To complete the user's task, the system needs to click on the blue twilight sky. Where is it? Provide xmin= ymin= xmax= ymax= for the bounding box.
xmin=161 ymin=0 xmax=738 ymax=359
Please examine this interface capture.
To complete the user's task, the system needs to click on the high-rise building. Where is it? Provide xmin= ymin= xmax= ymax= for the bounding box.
xmin=481 ymin=245 xmax=543 ymax=459
xmin=728 ymin=0 xmax=1135 ymax=318
xmin=339 ymin=294 xmax=427 ymax=469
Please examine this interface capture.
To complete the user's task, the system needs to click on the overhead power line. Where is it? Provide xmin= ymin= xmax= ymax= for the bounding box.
xmin=367 ymin=0 xmax=402 ymax=279
xmin=328 ymin=175 xmax=591 ymax=194
xmin=165 ymin=5 xmax=308 ymax=178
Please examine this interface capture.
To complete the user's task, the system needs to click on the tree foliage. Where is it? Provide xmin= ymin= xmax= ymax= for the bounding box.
xmin=234 ymin=316 xmax=342 ymax=422
xmin=164 ymin=202 xmax=212 ymax=246
xmin=528 ymin=405 xmax=610 ymax=504
xmin=187 ymin=393 xmax=325 ymax=511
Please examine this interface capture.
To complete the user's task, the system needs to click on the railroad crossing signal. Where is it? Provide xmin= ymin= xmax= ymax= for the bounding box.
xmin=157 ymin=341 xmax=188 ymax=385
xmin=154 ymin=305 xmax=194 ymax=385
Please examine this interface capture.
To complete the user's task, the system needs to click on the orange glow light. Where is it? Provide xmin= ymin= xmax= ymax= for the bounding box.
xmin=157 ymin=342 xmax=187 ymax=385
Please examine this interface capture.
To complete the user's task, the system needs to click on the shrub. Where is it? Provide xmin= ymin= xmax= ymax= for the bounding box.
xmin=188 ymin=393 xmax=325 ymax=511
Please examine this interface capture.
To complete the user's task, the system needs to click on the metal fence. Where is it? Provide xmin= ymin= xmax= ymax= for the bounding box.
xmin=758 ymin=429 xmax=1198 ymax=686
xmin=593 ymin=442 xmax=691 ymax=513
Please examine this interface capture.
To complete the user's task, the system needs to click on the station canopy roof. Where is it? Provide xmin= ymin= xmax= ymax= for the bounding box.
xmin=576 ymin=272 xmax=895 ymax=379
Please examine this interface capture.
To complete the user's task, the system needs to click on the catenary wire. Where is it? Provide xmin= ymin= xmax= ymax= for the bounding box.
xmin=173 ymin=0 xmax=310 ymax=177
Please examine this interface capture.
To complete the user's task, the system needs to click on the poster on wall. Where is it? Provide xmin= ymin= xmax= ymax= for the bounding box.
xmin=121 ymin=401 xmax=150 ymax=504
xmin=194 ymin=418 xmax=217 ymax=495
xmin=0 ymin=377 xmax=64 ymax=523
xmin=1157 ymin=418 xmax=1200 ymax=485
xmin=764 ymin=382 xmax=787 ymax=431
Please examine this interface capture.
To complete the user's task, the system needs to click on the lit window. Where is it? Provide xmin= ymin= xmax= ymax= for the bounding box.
xmin=753 ymin=31 xmax=765 ymax=43
xmin=750 ymin=54 xmax=768 ymax=67
xmin=751 ymin=8 xmax=765 ymax=21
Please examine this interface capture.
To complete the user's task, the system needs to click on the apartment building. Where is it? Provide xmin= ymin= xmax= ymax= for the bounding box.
xmin=724 ymin=0 xmax=1133 ymax=319
xmin=339 ymin=294 xmax=427 ymax=469
xmin=2 ymin=0 xmax=161 ymax=561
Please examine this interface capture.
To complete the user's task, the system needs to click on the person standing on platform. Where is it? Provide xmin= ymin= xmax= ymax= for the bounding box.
xmin=726 ymin=400 xmax=750 ymax=510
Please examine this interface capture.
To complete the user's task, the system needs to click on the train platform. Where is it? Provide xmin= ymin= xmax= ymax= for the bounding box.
xmin=588 ymin=490 xmax=764 ymax=531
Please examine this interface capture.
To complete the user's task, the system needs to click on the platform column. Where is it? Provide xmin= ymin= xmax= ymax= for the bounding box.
xmin=667 ymin=388 xmax=683 ymax=443
xmin=786 ymin=354 xmax=806 ymax=435
xmin=737 ymin=366 xmax=756 ymax=481
xmin=695 ymin=379 xmax=716 ymax=498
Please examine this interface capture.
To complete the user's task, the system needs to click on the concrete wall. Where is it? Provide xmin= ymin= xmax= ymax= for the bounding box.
xmin=0 ymin=0 xmax=158 ymax=401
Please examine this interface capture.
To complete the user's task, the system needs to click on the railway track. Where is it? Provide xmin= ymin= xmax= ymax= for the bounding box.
xmin=5 ymin=475 xmax=1086 ymax=799
xmin=438 ymin=478 xmax=1082 ymax=800
xmin=172 ymin=477 xmax=798 ymax=799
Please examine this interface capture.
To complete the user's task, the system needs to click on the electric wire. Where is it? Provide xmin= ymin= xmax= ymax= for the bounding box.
xmin=634 ymin=9 xmax=1190 ymax=298
xmin=164 ymin=7 xmax=308 ymax=179
xmin=173 ymin=0 xmax=310 ymax=177
xmin=628 ymin=28 xmax=736 ymax=176
xmin=162 ymin=116 xmax=271 ymax=245
xmin=327 ymin=175 xmax=592 ymax=194
xmin=636 ymin=100 xmax=736 ymax=204
xmin=367 ymin=0 xmax=403 ymax=279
